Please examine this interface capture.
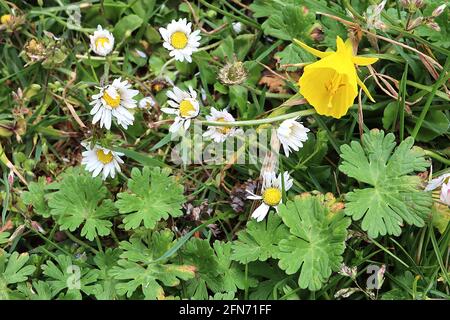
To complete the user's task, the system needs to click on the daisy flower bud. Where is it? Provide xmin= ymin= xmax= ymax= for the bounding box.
xmin=427 ymin=21 xmax=441 ymax=32
xmin=139 ymin=96 xmax=156 ymax=110
xmin=159 ymin=18 xmax=201 ymax=63
xmin=232 ymin=22 xmax=242 ymax=34
xmin=89 ymin=25 xmax=114 ymax=56
xmin=276 ymin=118 xmax=310 ymax=157
xmin=432 ymin=4 xmax=446 ymax=17
xmin=81 ymin=142 xmax=124 ymax=180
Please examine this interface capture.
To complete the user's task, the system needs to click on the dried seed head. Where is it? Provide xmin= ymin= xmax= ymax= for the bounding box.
xmin=0 ymin=13 xmax=25 ymax=31
xmin=218 ymin=59 xmax=247 ymax=85
xmin=23 ymin=39 xmax=46 ymax=63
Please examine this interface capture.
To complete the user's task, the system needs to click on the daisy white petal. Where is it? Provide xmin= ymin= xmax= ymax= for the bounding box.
xmin=89 ymin=25 xmax=115 ymax=56
xmin=90 ymin=78 xmax=139 ymax=130
xmin=277 ymin=118 xmax=310 ymax=157
xmin=159 ymin=18 xmax=201 ymax=63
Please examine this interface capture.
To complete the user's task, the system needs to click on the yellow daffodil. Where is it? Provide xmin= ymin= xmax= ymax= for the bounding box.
xmin=295 ymin=36 xmax=378 ymax=119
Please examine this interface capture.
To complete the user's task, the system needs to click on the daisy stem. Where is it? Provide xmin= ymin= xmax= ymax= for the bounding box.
xmin=424 ymin=150 xmax=450 ymax=166
xmin=199 ymin=109 xmax=316 ymax=127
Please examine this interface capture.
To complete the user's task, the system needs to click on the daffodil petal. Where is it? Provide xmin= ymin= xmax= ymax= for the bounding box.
xmin=357 ymin=75 xmax=375 ymax=102
xmin=293 ymin=38 xmax=333 ymax=59
xmin=353 ymin=56 xmax=379 ymax=66
xmin=336 ymin=36 xmax=346 ymax=53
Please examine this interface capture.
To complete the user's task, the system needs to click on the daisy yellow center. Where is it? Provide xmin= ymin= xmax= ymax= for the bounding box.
xmin=103 ymin=90 xmax=121 ymax=108
xmin=324 ymin=73 xmax=345 ymax=108
xmin=96 ymin=149 xmax=113 ymax=164
xmin=95 ymin=37 xmax=110 ymax=49
xmin=216 ymin=117 xmax=231 ymax=134
xmin=262 ymin=188 xmax=282 ymax=206
xmin=170 ymin=31 xmax=188 ymax=49
xmin=1 ymin=14 xmax=12 ymax=24
xmin=179 ymin=100 xmax=195 ymax=118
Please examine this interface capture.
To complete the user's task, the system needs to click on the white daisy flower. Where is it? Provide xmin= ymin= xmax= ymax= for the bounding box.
xmin=159 ymin=18 xmax=201 ymax=63
xmin=90 ymin=77 xmax=139 ymax=130
xmin=277 ymin=118 xmax=310 ymax=157
xmin=89 ymin=25 xmax=114 ymax=56
xmin=247 ymin=171 xmax=293 ymax=222
xmin=441 ymin=182 xmax=450 ymax=206
xmin=162 ymin=86 xmax=200 ymax=133
xmin=425 ymin=173 xmax=450 ymax=192
xmin=139 ymin=96 xmax=156 ymax=110
xmin=232 ymin=22 xmax=242 ymax=34
xmin=425 ymin=173 xmax=450 ymax=206
xmin=203 ymin=107 xmax=242 ymax=143
xmin=81 ymin=143 xmax=124 ymax=180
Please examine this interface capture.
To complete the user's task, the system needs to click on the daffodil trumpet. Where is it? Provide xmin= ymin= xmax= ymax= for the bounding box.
xmin=295 ymin=36 xmax=378 ymax=119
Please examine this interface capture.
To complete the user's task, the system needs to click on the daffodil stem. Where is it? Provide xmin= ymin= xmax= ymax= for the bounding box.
xmin=341 ymin=0 xmax=364 ymax=20
xmin=424 ymin=150 xmax=450 ymax=166
xmin=411 ymin=56 xmax=450 ymax=139
xmin=199 ymin=109 xmax=316 ymax=127
xmin=198 ymin=0 xmax=261 ymax=30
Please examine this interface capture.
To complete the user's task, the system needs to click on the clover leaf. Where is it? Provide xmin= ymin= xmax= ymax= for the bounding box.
xmin=339 ymin=130 xmax=432 ymax=238
xmin=277 ymin=195 xmax=351 ymax=291
xmin=115 ymin=167 xmax=185 ymax=230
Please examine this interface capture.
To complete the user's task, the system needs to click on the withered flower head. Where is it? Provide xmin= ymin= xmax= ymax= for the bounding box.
xmin=218 ymin=58 xmax=247 ymax=86
xmin=0 ymin=13 xmax=25 ymax=31
xmin=23 ymin=39 xmax=47 ymax=63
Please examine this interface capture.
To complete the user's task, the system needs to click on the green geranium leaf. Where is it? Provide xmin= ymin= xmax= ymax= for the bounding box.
xmin=231 ymin=214 xmax=289 ymax=264
xmin=110 ymin=230 xmax=196 ymax=299
xmin=277 ymin=195 xmax=350 ymax=291
xmin=0 ymin=232 xmax=9 ymax=245
xmin=339 ymin=129 xmax=432 ymax=238
xmin=180 ymin=238 xmax=222 ymax=299
xmin=115 ymin=167 xmax=185 ymax=230
xmin=0 ymin=250 xmax=36 ymax=299
xmin=48 ymin=172 xmax=116 ymax=241
xmin=213 ymin=241 xmax=255 ymax=294
xmin=41 ymin=255 xmax=98 ymax=299
xmin=21 ymin=177 xmax=52 ymax=217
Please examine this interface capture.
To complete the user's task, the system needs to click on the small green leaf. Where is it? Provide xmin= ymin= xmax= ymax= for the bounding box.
xmin=116 ymin=167 xmax=185 ymax=230
xmin=48 ymin=171 xmax=117 ymax=241
xmin=114 ymin=14 xmax=143 ymax=39
xmin=277 ymin=195 xmax=350 ymax=291
xmin=339 ymin=129 xmax=432 ymax=238
xmin=21 ymin=177 xmax=52 ymax=217
xmin=110 ymin=230 xmax=196 ymax=299
xmin=231 ymin=214 xmax=289 ymax=264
